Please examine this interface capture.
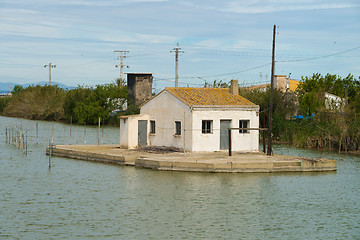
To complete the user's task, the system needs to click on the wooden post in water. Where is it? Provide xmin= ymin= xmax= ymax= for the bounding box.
xmin=48 ymin=139 xmax=51 ymax=168
xmin=101 ymin=119 xmax=104 ymax=145
xmin=84 ymin=122 xmax=87 ymax=144
xmin=51 ymin=121 xmax=54 ymax=145
xmin=36 ymin=122 xmax=38 ymax=144
xmin=25 ymin=134 xmax=28 ymax=155
xmin=98 ymin=117 xmax=100 ymax=145
xmin=70 ymin=116 xmax=72 ymax=145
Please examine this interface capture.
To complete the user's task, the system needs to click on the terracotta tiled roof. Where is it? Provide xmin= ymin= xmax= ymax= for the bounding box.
xmin=165 ymin=87 xmax=256 ymax=106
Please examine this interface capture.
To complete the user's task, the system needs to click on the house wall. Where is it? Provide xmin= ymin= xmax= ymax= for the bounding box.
xmin=119 ymin=118 xmax=129 ymax=148
xmin=119 ymin=114 xmax=149 ymax=149
xmin=274 ymin=75 xmax=287 ymax=92
xmin=191 ymin=107 xmax=259 ymax=152
xmin=141 ymin=91 xmax=193 ymax=151
xmin=325 ymin=93 xmax=344 ymax=110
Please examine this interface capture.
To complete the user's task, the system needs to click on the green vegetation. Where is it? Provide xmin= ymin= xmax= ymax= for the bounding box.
xmin=64 ymin=83 xmax=128 ymax=125
xmin=4 ymin=85 xmax=66 ymax=120
xmin=240 ymin=73 xmax=360 ymax=152
xmin=1 ymin=83 xmax=139 ymax=126
xmin=0 ymin=96 xmax=11 ymax=113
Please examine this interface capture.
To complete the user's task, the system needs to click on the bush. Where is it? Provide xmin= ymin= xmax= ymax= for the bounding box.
xmin=0 ymin=96 xmax=11 ymax=113
xmin=63 ymin=83 xmax=128 ymax=125
xmin=4 ymin=85 xmax=66 ymax=120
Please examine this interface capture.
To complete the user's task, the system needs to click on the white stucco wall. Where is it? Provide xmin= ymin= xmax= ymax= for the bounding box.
xmin=119 ymin=117 xmax=129 ymax=148
xmin=325 ymin=93 xmax=344 ymax=110
xmin=191 ymin=107 xmax=259 ymax=152
xmin=141 ymin=91 xmax=193 ymax=151
xmin=119 ymin=114 xmax=149 ymax=149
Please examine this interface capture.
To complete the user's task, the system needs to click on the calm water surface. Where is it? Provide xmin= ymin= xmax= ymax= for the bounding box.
xmin=1 ymin=116 xmax=359 ymax=239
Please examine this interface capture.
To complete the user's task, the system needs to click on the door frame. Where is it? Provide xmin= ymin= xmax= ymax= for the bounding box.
xmin=220 ymin=119 xmax=232 ymax=150
xmin=138 ymin=120 xmax=147 ymax=147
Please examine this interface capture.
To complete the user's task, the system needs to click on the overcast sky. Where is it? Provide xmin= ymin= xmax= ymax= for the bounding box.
xmin=1 ymin=0 xmax=359 ymax=90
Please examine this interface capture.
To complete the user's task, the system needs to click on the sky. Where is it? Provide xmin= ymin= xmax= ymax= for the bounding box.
xmin=0 ymin=0 xmax=359 ymax=91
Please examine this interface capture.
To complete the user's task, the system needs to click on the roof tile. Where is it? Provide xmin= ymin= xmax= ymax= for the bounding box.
xmin=165 ymin=87 xmax=256 ymax=106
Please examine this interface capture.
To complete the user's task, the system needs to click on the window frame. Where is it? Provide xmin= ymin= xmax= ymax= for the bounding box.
xmin=175 ymin=121 xmax=181 ymax=136
xmin=239 ymin=120 xmax=250 ymax=133
xmin=150 ymin=120 xmax=156 ymax=134
xmin=201 ymin=120 xmax=213 ymax=134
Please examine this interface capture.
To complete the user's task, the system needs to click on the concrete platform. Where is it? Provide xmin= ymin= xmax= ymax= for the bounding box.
xmin=46 ymin=145 xmax=337 ymax=173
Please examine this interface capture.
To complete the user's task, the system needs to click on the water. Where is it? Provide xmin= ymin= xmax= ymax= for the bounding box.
xmin=1 ymin=116 xmax=359 ymax=239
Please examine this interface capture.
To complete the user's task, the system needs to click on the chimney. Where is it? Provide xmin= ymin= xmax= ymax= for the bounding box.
xmin=230 ymin=79 xmax=239 ymax=95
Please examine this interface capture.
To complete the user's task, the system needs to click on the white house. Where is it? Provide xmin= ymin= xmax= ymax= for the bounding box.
xmin=120 ymin=80 xmax=260 ymax=152
xmin=324 ymin=92 xmax=344 ymax=111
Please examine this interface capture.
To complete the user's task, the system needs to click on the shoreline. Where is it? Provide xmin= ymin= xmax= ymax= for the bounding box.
xmin=46 ymin=144 xmax=337 ymax=173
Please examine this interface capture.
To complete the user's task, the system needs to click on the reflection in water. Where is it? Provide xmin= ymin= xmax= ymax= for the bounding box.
xmin=1 ymin=116 xmax=359 ymax=239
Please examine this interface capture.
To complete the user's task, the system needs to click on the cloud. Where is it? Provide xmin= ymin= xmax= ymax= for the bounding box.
xmin=195 ymin=39 xmax=224 ymax=49
xmin=221 ymin=0 xmax=359 ymax=14
xmin=99 ymin=31 xmax=177 ymax=44
xmin=232 ymin=40 xmax=257 ymax=49
xmin=189 ymin=58 xmax=216 ymax=63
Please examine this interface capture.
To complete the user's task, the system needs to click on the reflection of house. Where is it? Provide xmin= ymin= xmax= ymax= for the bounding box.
xmin=247 ymin=75 xmax=300 ymax=92
xmin=120 ymin=80 xmax=260 ymax=152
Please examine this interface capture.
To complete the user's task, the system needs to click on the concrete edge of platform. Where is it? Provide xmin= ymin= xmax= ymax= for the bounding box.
xmin=135 ymin=157 xmax=337 ymax=173
xmin=46 ymin=146 xmax=130 ymax=166
xmin=46 ymin=145 xmax=337 ymax=173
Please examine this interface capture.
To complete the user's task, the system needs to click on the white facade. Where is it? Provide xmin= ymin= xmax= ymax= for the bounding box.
xmin=119 ymin=114 xmax=149 ymax=149
xmin=324 ymin=92 xmax=344 ymax=111
xmin=190 ymin=107 xmax=259 ymax=152
xmin=121 ymin=89 xmax=260 ymax=152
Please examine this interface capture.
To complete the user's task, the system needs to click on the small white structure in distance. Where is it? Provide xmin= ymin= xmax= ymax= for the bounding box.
xmin=119 ymin=80 xmax=260 ymax=152
xmin=324 ymin=92 xmax=344 ymax=111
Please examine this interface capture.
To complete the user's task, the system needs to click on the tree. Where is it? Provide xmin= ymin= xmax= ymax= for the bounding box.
xmin=11 ymin=85 xmax=24 ymax=95
xmin=63 ymin=83 xmax=128 ymax=124
xmin=5 ymin=85 xmax=66 ymax=120
xmin=298 ymin=91 xmax=323 ymax=116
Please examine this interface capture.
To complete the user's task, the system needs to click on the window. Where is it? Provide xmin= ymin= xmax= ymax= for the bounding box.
xmin=202 ymin=120 xmax=213 ymax=134
xmin=175 ymin=121 xmax=181 ymax=135
xmin=239 ymin=120 xmax=250 ymax=133
xmin=150 ymin=120 xmax=156 ymax=134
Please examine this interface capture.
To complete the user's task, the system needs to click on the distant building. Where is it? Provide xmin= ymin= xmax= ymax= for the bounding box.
xmin=0 ymin=93 xmax=12 ymax=97
xmin=126 ymin=73 xmax=153 ymax=105
xmin=247 ymin=75 xmax=300 ymax=92
xmin=120 ymin=80 xmax=260 ymax=152
xmin=324 ymin=92 xmax=344 ymax=111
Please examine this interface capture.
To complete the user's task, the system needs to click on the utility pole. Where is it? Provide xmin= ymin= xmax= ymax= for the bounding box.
xmin=267 ymin=24 xmax=276 ymax=156
xmin=44 ymin=63 xmax=56 ymax=86
xmin=113 ymin=50 xmax=129 ymax=87
xmin=170 ymin=43 xmax=184 ymax=87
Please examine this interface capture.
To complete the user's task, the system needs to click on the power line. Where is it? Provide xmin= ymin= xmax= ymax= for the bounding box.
xmin=153 ymin=77 xmax=203 ymax=87
xmin=277 ymin=46 xmax=360 ymax=63
xmin=153 ymin=62 xmax=272 ymax=83
xmin=196 ymin=63 xmax=271 ymax=79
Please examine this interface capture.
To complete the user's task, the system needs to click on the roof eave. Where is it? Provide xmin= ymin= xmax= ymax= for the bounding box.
xmin=191 ymin=104 xmax=260 ymax=109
